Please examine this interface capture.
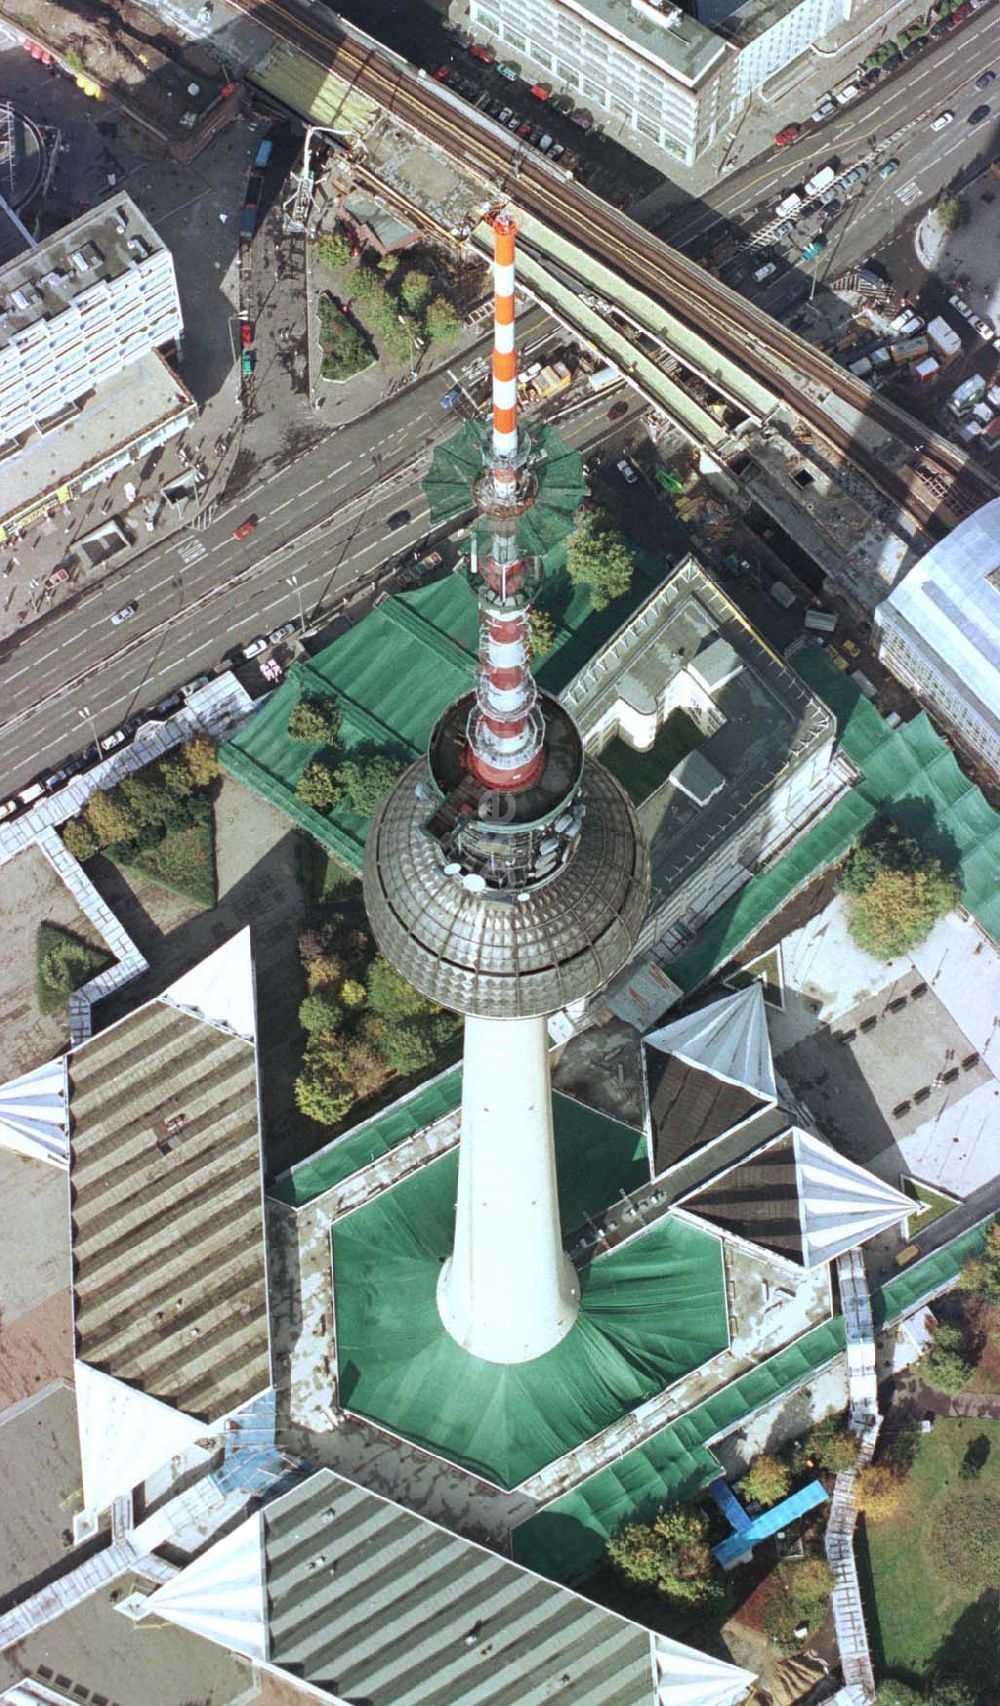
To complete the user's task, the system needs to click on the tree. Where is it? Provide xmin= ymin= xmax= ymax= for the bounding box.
xmin=315 ymin=230 xmax=353 ymax=269
xmin=339 ymin=1037 xmax=387 ymax=1099
xmin=340 ymin=978 xmax=367 ymax=1008
xmin=787 ymin=1556 xmax=833 ymax=1625
xmin=565 ymin=509 xmax=636 ymax=611
xmin=84 ymin=786 xmax=137 ymax=848
xmin=288 ymin=697 xmax=342 ymax=744
xmin=528 ymin=608 xmax=557 ymax=658
xmin=377 ymin=252 xmax=400 ymax=275
xmin=792 ymin=1411 xmax=859 ymax=1474
xmin=927 ymin=1686 xmax=977 ymax=1706
xmin=298 ymin=991 xmax=345 ymax=1036
xmin=937 ymin=196 xmax=970 ymax=232
xmin=875 ymin=1682 xmax=923 ymax=1706
xmin=336 ymin=752 xmax=405 ymax=816
xmin=181 ymin=734 xmax=220 ymax=787
xmin=367 ymin=955 xmax=429 ymax=1018
xmin=400 ymin=269 xmax=433 ymax=316
xmin=295 ymin=1062 xmax=354 ymax=1125
xmin=295 ymin=761 xmax=345 ymax=813
xmin=957 ymin=1219 xmax=1000 ymax=1305
xmin=740 ymin=1453 xmax=791 ymax=1507
xmin=958 ymin=1434 xmax=991 ymax=1480
xmin=63 ymin=817 xmax=99 ymax=861
xmin=856 ymin=1463 xmax=905 ymax=1522
xmin=425 ymin=296 xmax=460 ymax=342
xmin=380 ymin=1017 xmax=441 ymax=1075
xmin=305 ymin=953 xmax=346 ymax=993
xmin=161 ymin=752 xmax=196 ymax=799
xmin=841 ymin=817 xmax=959 ymax=960
xmin=921 ymin=1320 xmax=974 ymax=1394
xmin=606 ymin=1505 xmax=720 ymax=1608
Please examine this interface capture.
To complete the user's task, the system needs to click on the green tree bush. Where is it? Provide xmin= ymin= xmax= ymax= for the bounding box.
xmin=180 ymin=734 xmax=220 ymax=787
xmin=425 ymin=296 xmax=460 ymax=342
xmin=298 ymin=991 xmax=345 ymax=1035
xmin=295 ymin=1058 xmax=355 ymax=1125
xmin=62 ymin=817 xmax=100 ymax=861
xmin=400 ymin=269 xmax=433 ymax=315
xmin=565 ymin=509 xmax=636 ymax=611
xmin=336 ymin=753 xmax=405 ymax=816
xmin=315 ymin=230 xmax=353 ymax=269
xmin=367 ymin=955 xmax=429 ymax=1017
xmin=528 ymin=608 xmax=557 ymax=658
xmin=606 ymin=1505 xmax=720 ymax=1608
xmin=791 ymin=1411 xmax=858 ymax=1474
xmin=288 ymin=697 xmax=342 ymax=744
xmin=957 ymin=1219 xmax=1000 ymax=1305
xmin=83 ymin=786 xmax=138 ymax=848
xmin=740 ymin=1453 xmax=792 ymax=1506
xmin=841 ymin=817 xmax=959 ymax=960
xmin=921 ymin=1321 xmax=974 ymax=1394
xmin=958 ymin=1434 xmax=991 ymax=1481
xmin=295 ymin=761 xmax=345 ymax=813
xmin=36 ymin=923 xmax=110 ymax=1013
xmin=937 ymin=197 xmax=970 ymax=232
xmin=787 ymin=1556 xmax=833 ymax=1625
xmin=318 ymin=294 xmax=373 ymax=381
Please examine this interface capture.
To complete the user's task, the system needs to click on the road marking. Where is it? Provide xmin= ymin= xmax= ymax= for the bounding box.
xmin=895 ymin=180 xmax=921 ymax=204
xmin=176 ymin=538 xmax=207 ymax=565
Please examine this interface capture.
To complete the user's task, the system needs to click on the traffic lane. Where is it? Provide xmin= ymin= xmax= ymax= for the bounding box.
xmin=668 ymin=13 xmax=1000 ymax=242
xmin=3 ymin=396 xmax=634 ymax=788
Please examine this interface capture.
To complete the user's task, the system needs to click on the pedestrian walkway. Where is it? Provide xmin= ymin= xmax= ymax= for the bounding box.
xmin=823 ymin=1249 xmax=881 ymax=1704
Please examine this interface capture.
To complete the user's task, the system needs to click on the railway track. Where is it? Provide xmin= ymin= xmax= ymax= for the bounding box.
xmin=237 ymin=0 xmax=998 ymax=534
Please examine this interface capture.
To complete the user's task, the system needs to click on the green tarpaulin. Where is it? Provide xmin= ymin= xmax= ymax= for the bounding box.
xmin=332 ymin=1131 xmax=727 ymax=1490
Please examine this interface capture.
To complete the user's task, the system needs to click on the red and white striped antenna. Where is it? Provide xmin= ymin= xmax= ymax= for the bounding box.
xmin=466 ymin=211 xmax=545 ymax=792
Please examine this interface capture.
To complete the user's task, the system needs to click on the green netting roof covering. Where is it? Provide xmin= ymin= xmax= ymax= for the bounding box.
xmin=512 ymin=1217 xmax=991 ymax=1584
xmin=332 ymin=1127 xmax=727 ymax=1490
xmin=271 ymin=1068 xmax=463 ymax=1207
xmin=423 ymin=422 xmax=587 ymax=559
xmin=668 ymin=655 xmax=1000 ymax=994
xmin=222 ymin=556 xmax=671 ymax=869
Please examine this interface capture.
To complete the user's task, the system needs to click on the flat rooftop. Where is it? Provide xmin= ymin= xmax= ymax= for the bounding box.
xmin=0 ymin=194 xmax=166 ymax=350
xmin=555 ymin=0 xmax=725 ymax=86
xmin=563 ymin=560 xmax=835 ymax=922
xmin=768 ymin=903 xmax=1000 ymax=1203
xmin=68 ymin=997 xmax=271 ymax=1422
xmin=1 ymin=351 xmax=192 ymax=526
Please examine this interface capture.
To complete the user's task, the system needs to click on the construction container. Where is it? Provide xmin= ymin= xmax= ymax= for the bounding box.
xmin=911 ymin=356 xmax=940 ymax=382
xmin=926 ymin=316 xmax=962 ymax=358
xmin=890 ymin=336 xmax=929 ymax=363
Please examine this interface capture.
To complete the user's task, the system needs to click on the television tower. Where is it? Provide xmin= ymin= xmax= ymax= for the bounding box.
xmin=364 ymin=213 xmax=649 ymax=1366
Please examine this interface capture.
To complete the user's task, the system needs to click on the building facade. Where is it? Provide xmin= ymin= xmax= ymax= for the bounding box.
xmin=874 ymin=499 xmax=1000 ymax=776
xmin=465 ymin=0 xmax=850 ymax=164
xmin=0 ymin=193 xmax=193 ymax=542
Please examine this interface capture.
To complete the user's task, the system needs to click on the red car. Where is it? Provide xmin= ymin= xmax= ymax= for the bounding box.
xmin=234 ymin=518 xmax=257 ymax=540
xmin=239 ymin=321 xmax=254 ymax=348
xmin=433 ymin=64 xmax=451 ymax=80
xmin=774 ymin=123 xmax=801 ymax=146
xmin=468 ymin=42 xmax=495 ymax=63
xmin=607 ymin=400 xmax=629 ymax=420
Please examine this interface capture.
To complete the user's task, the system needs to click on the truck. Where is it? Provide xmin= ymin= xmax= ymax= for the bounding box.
xmin=926 ymin=316 xmax=962 ymax=358
xmin=774 ymin=189 xmax=803 ymax=219
xmin=804 ymin=163 xmax=837 ymax=197
xmin=253 ymin=138 xmax=274 ymax=169
xmin=804 ymin=608 xmax=838 ymax=632
xmin=587 ymin=363 xmax=621 ymax=393
xmin=891 ymin=336 xmax=930 ymax=364
xmin=769 ymin=579 xmax=797 ymax=609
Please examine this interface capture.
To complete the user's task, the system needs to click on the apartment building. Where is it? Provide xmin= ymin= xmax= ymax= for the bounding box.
xmin=874 ymin=499 xmax=1000 ymax=776
xmin=465 ymin=0 xmax=851 ymax=163
xmin=0 ymin=193 xmax=193 ymax=542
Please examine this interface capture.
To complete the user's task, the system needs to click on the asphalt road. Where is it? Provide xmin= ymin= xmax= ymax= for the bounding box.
xmin=0 ymin=346 xmax=643 ymax=797
xmin=665 ymin=5 xmax=1000 ymax=278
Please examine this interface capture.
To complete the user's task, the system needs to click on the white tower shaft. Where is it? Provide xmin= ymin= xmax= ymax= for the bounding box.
xmin=437 ymin=1014 xmax=580 ymax=1364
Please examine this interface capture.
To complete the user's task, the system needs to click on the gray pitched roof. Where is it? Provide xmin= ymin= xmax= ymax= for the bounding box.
xmin=262 ymin=1471 xmax=655 ymax=1706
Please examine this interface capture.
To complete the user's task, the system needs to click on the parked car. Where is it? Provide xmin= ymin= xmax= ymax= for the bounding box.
xmin=497 ymin=106 xmax=513 ymax=126
xmin=930 ymin=111 xmax=954 ymax=130
xmin=976 ymin=69 xmax=996 ymax=88
xmin=0 ymin=798 xmax=18 ymax=823
xmin=969 ymin=104 xmax=992 ymax=125
xmin=432 ymin=64 xmax=451 ymax=81
xmin=497 ymin=61 xmax=518 ymax=81
xmin=180 ymin=672 xmax=213 ymax=697
xmin=903 ymin=35 xmax=928 ymax=57
xmin=549 ymin=142 xmax=565 ymax=161
xmin=468 ymin=42 xmax=495 ymax=63
xmin=774 ymin=217 xmax=796 ymax=238
xmin=616 ymin=458 xmax=639 ymax=484
xmin=234 ymin=517 xmax=257 ymax=539
xmin=516 ymin=119 xmax=532 ymax=137
xmin=878 ymin=158 xmax=899 ymax=178
xmin=607 ymin=400 xmax=629 ymax=419
xmin=538 ymin=133 xmax=554 ymax=151
xmin=43 ymin=766 xmax=73 ymax=794
xmin=100 ymin=726 xmax=130 ymax=753
xmin=810 ymin=97 xmax=836 ymax=122
xmin=774 ymin=123 xmax=801 ymax=146
xmin=111 ymin=601 xmax=137 ymax=625
xmin=386 ymin=508 xmax=411 ymax=531
xmin=268 ymin=619 xmax=298 ymax=645
xmin=241 ymin=635 xmax=269 ymax=660
xmin=567 ymin=108 xmax=594 ymax=130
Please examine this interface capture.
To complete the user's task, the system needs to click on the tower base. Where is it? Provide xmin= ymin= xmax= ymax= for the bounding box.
xmin=435 ymin=1013 xmax=581 ymax=1365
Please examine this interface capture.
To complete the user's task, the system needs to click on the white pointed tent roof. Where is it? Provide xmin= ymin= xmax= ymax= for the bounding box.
xmin=644 ymin=984 xmax=776 ymax=1101
xmin=792 ymin=1128 xmax=913 ymax=1266
xmin=75 ymin=1362 xmax=209 ymax=1514
xmin=0 ymin=1059 xmax=68 ymax=1167
xmin=145 ymin=1511 xmax=267 ymax=1659
xmin=162 ymin=927 xmax=256 ymax=1042
xmin=655 ymin=1634 xmax=755 ymax=1706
